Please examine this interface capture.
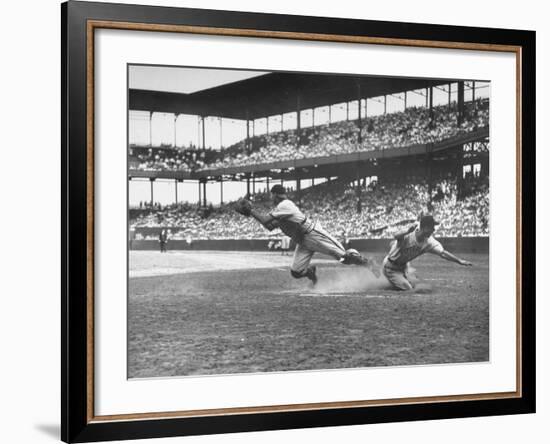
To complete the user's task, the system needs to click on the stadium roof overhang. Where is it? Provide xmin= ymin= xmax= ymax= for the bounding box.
xmin=129 ymin=73 xmax=457 ymax=120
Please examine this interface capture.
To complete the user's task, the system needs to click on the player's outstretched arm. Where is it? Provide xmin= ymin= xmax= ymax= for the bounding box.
xmin=439 ymin=249 xmax=473 ymax=266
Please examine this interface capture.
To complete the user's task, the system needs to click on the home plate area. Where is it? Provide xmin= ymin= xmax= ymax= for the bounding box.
xmin=128 ymin=250 xmax=488 ymax=378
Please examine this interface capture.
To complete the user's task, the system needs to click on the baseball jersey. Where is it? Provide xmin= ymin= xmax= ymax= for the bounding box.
xmin=386 ymin=230 xmax=444 ymax=267
xmin=269 ymin=199 xmax=315 ymax=242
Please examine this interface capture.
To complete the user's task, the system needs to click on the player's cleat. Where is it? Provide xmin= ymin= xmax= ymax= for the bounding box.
xmin=306 ymin=265 xmax=318 ymax=286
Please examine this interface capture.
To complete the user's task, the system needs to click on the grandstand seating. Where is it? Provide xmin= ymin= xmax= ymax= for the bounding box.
xmin=130 ymin=146 xmax=217 ymax=172
xmin=129 ymin=176 xmax=489 ymax=240
xmin=130 ymin=99 xmax=489 ymax=172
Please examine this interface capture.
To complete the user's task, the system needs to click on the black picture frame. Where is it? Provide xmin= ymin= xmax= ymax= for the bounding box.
xmin=62 ymin=1 xmax=536 ymax=442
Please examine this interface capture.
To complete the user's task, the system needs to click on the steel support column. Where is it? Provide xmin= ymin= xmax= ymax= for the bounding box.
xmin=357 ymin=84 xmax=362 ymax=144
xmin=246 ymin=112 xmax=250 ymax=155
xmin=458 ymin=81 xmax=465 ymax=125
xmin=174 ymin=114 xmax=177 ymax=147
xmin=219 ymin=117 xmax=223 ymax=152
xmin=429 ymin=86 xmax=434 ymax=128
xmin=149 ymin=111 xmax=153 ymax=146
xmin=296 ymin=95 xmax=301 ymax=149
xmin=201 ymin=116 xmax=206 ymax=150
xmin=197 ymin=116 xmax=201 ymax=148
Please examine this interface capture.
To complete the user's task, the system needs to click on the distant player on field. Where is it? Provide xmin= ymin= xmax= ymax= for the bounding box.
xmin=158 ymin=229 xmax=168 ymax=253
xmin=383 ymin=214 xmax=473 ymax=291
xmin=234 ymin=184 xmax=377 ymax=285
xmin=280 ymin=235 xmax=291 ymax=256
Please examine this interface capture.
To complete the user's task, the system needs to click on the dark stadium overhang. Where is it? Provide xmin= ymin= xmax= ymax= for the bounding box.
xmin=128 ymin=127 xmax=488 ymax=181
xmin=129 ymin=72 xmax=465 ymax=120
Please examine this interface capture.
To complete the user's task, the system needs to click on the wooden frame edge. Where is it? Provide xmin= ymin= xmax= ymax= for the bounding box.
xmin=515 ymin=46 xmax=523 ymax=399
xmin=86 ymin=19 xmax=95 ymax=423
xmin=90 ymin=391 xmax=520 ymax=423
xmin=89 ymin=19 xmax=522 ymax=53
xmin=84 ymin=18 xmax=526 ymax=426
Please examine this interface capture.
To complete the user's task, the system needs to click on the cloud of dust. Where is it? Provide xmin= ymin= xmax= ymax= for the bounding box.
xmin=310 ymin=265 xmax=433 ymax=294
xmin=314 ymin=266 xmax=390 ymax=293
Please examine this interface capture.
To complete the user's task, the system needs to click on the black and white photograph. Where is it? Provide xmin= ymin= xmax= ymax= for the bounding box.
xmin=127 ymin=65 xmax=490 ymax=378
xmin=0 ymin=0 xmax=543 ymax=441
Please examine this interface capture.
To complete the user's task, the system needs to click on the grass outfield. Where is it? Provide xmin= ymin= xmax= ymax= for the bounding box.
xmin=128 ymin=251 xmax=489 ymax=378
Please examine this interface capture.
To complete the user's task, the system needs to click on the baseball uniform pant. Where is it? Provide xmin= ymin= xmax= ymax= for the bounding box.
xmin=382 ymin=262 xmax=414 ymax=291
xmin=290 ymin=227 xmax=346 ymax=276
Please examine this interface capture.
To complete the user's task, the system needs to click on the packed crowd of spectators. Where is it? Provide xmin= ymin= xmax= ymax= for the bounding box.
xmin=205 ymin=99 xmax=488 ymax=169
xmin=129 ymin=145 xmax=216 ymax=171
xmin=130 ymin=175 xmax=489 ymax=240
xmin=129 ymin=99 xmax=489 ymax=172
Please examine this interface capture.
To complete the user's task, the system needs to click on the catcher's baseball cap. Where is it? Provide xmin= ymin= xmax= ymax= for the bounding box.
xmin=419 ymin=214 xmax=438 ymax=230
xmin=270 ymin=184 xmax=286 ymax=195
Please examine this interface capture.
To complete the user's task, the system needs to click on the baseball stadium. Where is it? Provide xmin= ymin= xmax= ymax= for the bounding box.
xmin=128 ymin=67 xmax=489 ymax=378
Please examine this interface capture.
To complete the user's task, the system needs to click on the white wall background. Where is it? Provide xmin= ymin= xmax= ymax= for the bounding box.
xmin=0 ymin=0 xmax=546 ymax=443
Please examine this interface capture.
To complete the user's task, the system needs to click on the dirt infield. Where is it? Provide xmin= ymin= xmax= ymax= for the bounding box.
xmin=128 ymin=251 xmax=489 ymax=378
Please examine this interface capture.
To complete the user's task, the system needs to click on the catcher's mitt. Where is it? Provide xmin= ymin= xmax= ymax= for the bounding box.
xmin=234 ymin=198 xmax=252 ymax=217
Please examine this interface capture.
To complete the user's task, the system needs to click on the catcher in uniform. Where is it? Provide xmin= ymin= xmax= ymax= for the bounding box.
xmin=235 ymin=184 xmax=376 ymax=284
xmin=383 ymin=214 xmax=473 ymax=290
